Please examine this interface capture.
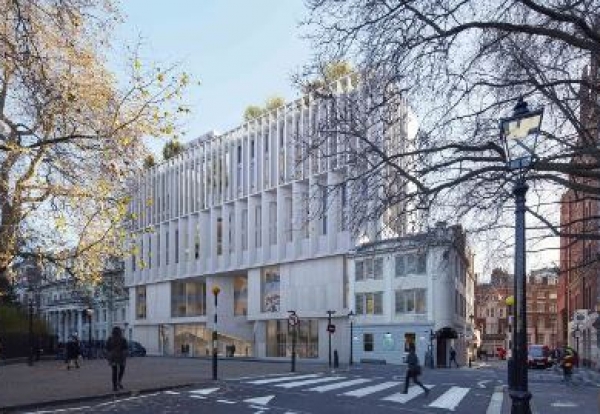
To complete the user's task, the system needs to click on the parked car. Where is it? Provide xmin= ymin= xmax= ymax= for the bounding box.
xmin=128 ymin=341 xmax=146 ymax=357
xmin=528 ymin=345 xmax=552 ymax=369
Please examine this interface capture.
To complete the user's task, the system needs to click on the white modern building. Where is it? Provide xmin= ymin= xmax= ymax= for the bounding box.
xmin=348 ymin=222 xmax=473 ymax=367
xmin=124 ymin=75 xmax=469 ymax=363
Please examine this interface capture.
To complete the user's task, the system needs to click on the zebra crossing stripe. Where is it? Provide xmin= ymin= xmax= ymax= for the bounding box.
xmin=275 ymin=376 xmax=345 ymax=389
xmin=428 ymin=386 xmax=470 ymax=410
xmin=247 ymin=374 xmax=321 ymax=385
xmin=381 ymin=385 xmax=435 ymax=403
xmin=308 ymin=378 xmax=372 ymax=392
xmin=342 ymin=381 xmax=401 ymax=397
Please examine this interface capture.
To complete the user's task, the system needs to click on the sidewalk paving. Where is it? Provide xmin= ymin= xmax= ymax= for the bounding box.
xmin=0 ymin=357 xmax=326 ymax=413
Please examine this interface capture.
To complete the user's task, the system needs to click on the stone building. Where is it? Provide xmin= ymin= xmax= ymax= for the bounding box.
xmin=475 ymin=268 xmax=558 ymax=356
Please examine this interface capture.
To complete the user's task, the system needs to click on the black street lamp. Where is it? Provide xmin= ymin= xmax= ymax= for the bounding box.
xmin=211 ymin=285 xmax=221 ymax=380
xmin=28 ymin=298 xmax=34 ymax=366
xmin=326 ymin=310 xmax=336 ymax=368
xmin=348 ymin=310 xmax=355 ymax=366
xmin=573 ymin=325 xmax=581 ymax=364
xmin=288 ymin=310 xmax=299 ymax=372
xmin=500 ymin=97 xmax=544 ymax=414
xmin=86 ymin=308 xmax=94 ymax=359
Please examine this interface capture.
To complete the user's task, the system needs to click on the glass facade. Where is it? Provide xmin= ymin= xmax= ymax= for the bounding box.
xmin=234 ymin=276 xmax=248 ymax=316
xmin=135 ymin=286 xmax=146 ymax=319
xmin=171 ymin=278 xmax=206 ymax=317
xmin=173 ymin=323 xmax=254 ymax=357
xmin=266 ymin=319 xmax=319 ymax=358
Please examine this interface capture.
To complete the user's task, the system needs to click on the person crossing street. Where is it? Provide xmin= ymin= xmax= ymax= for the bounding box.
xmin=401 ymin=345 xmax=429 ymax=395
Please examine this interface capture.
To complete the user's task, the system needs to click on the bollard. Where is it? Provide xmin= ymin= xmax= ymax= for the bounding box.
xmin=333 ymin=349 xmax=339 ymax=369
xmin=469 ymin=357 xmax=472 ymax=368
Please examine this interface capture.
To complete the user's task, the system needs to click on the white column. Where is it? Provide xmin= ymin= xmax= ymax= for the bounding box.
xmin=77 ymin=309 xmax=83 ymax=338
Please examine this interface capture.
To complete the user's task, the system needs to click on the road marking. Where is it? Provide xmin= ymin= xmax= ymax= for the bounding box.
xmin=486 ymin=386 xmax=504 ymax=414
xmin=189 ymin=387 xmax=219 ymax=395
xmin=551 ymin=402 xmax=578 ymax=407
xmin=190 ymin=395 xmax=207 ymax=400
xmin=164 ymin=391 xmax=180 ymax=395
xmin=428 ymin=386 xmax=470 ymax=411
xmin=217 ymin=399 xmax=237 ymax=404
xmin=342 ymin=381 xmax=401 ymax=397
xmin=275 ymin=376 xmax=345 ymax=388
xmin=247 ymin=374 xmax=320 ymax=385
xmin=478 ymin=380 xmax=491 ymax=388
xmin=308 ymin=378 xmax=372 ymax=392
xmin=382 ymin=385 xmax=435 ymax=404
xmin=244 ymin=395 xmax=275 ymax=405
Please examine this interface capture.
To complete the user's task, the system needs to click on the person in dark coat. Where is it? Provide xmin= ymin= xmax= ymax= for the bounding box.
xmin=402 ymin=345 xmax=429 ymax=395
xmin=449 ymin=346 xmax=459 ymax=368
xmin=65 ymin=335 xmax=80 ymax=369
xmin=106 ymin=326 xmax=128 ymax=392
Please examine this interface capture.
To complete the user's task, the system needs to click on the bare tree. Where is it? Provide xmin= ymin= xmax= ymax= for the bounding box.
xmin=0 ymin=0 xmax=191 ymax=292
xmin=300 ymin=0 xmax=600 ymax=270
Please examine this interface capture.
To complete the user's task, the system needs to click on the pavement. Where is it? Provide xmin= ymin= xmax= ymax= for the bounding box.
xmin=0 ymin=356 xmax=326 ymax=413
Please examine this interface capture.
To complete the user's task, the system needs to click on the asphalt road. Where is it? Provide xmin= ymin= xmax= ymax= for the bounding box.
xmin=21 ymin=362 xmax=600 ymax=414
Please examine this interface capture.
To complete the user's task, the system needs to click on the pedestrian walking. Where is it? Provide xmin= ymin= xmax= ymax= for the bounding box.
xmin=106 ymin=326 xmax=128 ymax=392
xmin=65 ymin=335 xmax=80 ymax=369
xmin=401 ymin=345 xmax=429 ymax=395
xmin=449 ymin=346 xmax=459 ymax=368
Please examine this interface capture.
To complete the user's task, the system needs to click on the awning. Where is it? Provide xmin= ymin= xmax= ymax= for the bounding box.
xmin=436 ymin=327 xmax=458 ymax=339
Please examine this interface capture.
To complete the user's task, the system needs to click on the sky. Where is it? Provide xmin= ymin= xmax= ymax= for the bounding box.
xmin=115 ymin=0 xmax=313 ymax=142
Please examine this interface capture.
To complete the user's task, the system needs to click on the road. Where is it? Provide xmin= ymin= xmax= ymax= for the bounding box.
xmin=22 ymin=362 xmax=599 ymax=414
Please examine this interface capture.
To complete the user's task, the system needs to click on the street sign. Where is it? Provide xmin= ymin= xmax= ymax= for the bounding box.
xmin=327 ymin=324 xmax=336 ymax=333
xmin=288 ymin=313 xmax=299 ymax=327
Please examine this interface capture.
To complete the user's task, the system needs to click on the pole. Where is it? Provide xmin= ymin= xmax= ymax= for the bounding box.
xmin=291 ymin=323 xmax=297 ymax=372
xmin=326 ymin=310 xmax=335 ymax=368
xmin=212 ymin=286 xmax=220 ymax=381
xmin=349 ymin=319 xmax=353 ymax=366
xmin=509 ymin=177 xmax=532 ymax=414
xmin=88 ymin=311 xmax=92 ymax=359
xmin=28 ymin=300 xmax=33 ymax=366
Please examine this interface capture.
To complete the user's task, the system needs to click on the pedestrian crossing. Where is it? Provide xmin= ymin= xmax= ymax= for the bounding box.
xmin=218 ymin=372 xmax=482 ymax=411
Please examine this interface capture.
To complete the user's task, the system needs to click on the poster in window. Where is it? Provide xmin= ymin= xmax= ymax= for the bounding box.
xmin=262 ymin=268 xmax=280 ymax=313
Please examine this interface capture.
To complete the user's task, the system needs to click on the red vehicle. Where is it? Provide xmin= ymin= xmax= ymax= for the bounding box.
xmin=527 ymin=345 xmax=552 ymax=369
xmin=496 ymin=347 xmax=507 ymax=360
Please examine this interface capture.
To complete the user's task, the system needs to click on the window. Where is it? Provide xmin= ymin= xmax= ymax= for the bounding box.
xmin=355 ymin=292 xmax=384 ymax=315
xmin=136 ymin=286 xmax=147 ymax=319
xmin=365 ymin=258 xmax=373 ymax=279
xmin=241 ymin=208 xmax=248 ymax=250
xmin=404 ymin=333 xmax=415 ymax=352
xmin=234 ymin=276 xmax=248 ymax=316
xmin=261 ymin=267 xmax=280 ymax=312
xmin=374 ymin=258 xmax=383 ymax=280
xmin=285 ymin=197 xmax=293 ymax=242
xmin=321 ymin=187 xmax=328 ymax=235
xmin=157 ymin=233 xmax=161 ymax=266
xmin=228 ymin=211 xmax=235 ymax=253
xmin=395 ymin=289 xmax=426 ymax=314
xmin=166 ymin=231 xmax=169 ymax=265
xmin=269 ymin=201 xmax=277 ymax=245
xmin=396 ymin=253 xmax=427 ymax=276
xmin=363 ymin=333 xmax=374 ymax=352
xmin=355 ymin=261 xmax=364 ymax=281
xmin=175 ymin=229 xmax=179 ymax=263
xmin=255 ymin=206 xmax=262 ymax=248
xmin=171 ymin=278 xmax=206 ymax=317
xmin=217 ymin=217 xmax=223 ymax=255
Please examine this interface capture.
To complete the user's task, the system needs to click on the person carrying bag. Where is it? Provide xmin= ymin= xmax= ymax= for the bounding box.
xmin=402 ymin=344 xmax=429 ymax=395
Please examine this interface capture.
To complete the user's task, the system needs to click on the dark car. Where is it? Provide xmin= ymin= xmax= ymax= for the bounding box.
xmin=528 ymin=345 xmax=551 ymax=369
xmin=128 ymin=341 xmax=146 ymax=357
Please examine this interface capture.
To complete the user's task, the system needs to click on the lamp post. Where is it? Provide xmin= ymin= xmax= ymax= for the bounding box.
xmin=574 ymin=325 xmax=581 ymax=364
xmin=326 ymin=310 xmax=336 ymax=368
xmin=500 ymin=97 xmax=544 ymax=414
xmin=86 ymin=308 xmax=94 ymax=359
xmin=288 ymin=310 xmax=299 ymax=372
xmin=28 ymin=298 xmax=34 ymax=366
xmin=348 ymin=310 xmax=355 ymax=366
xmin=212 ymin=285 xmax=221 ymax=381
xmin=468 ymin=314 xmax=474 ymax=367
